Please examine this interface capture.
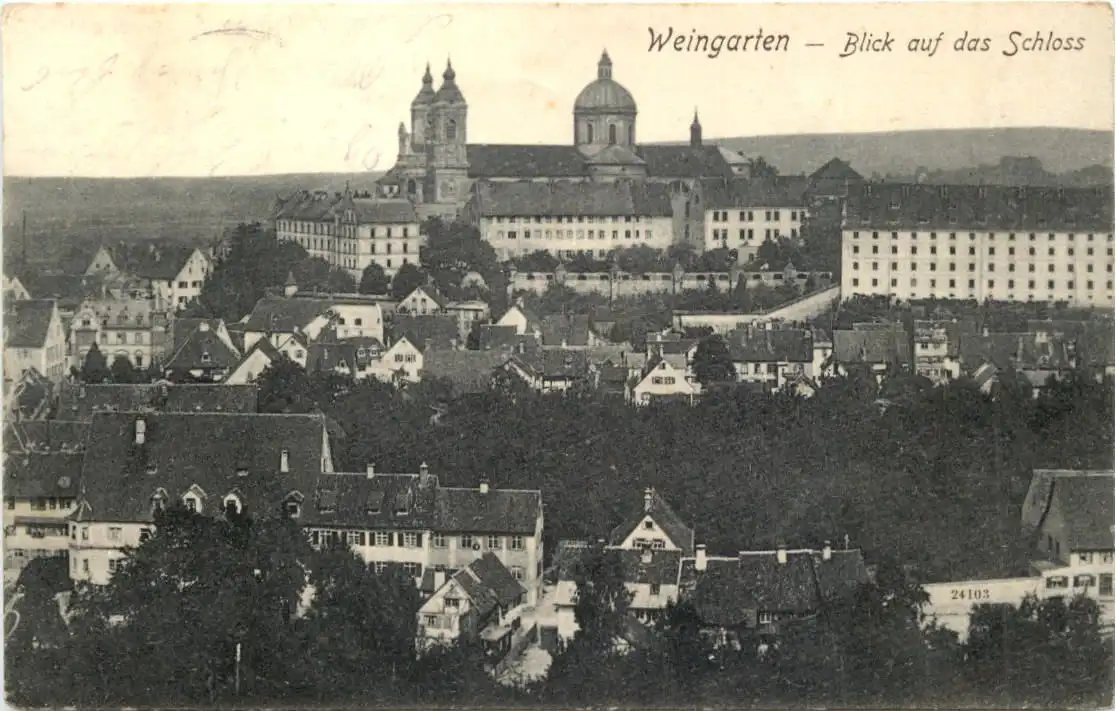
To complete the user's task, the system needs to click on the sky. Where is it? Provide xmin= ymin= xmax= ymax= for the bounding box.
xmin=2 ymin=3 xmax=1112 ymax=177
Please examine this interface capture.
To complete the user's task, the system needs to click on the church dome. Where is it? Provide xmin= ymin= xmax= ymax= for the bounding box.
xmin=574 ymin=51 xmax=636 ymax=115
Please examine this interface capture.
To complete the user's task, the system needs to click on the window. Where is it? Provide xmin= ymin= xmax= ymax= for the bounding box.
xmin=487 ymin=535 xmax=502 ymax=550
xmin=510 ymin=535 xmax=525 ymax=551
xmin=1046 ymin=576 xmax=1069 ymax=590
xmin=461 ymin=534 xmax=475 ymax=550
xmin=81 ymin=526 xmax=89 ymax=541
xmin=402 ymin=562 xmax=421 ymax=577
xmin=1101 ymin=574 xmax=1113 ymax=596
xmin=108 ymin=526 xmax=122 ymax=542
xmin=511 ymin=566 xmax=525 ymax=582
xmin=109 ymin=559 xmax=119 ymax=573
xmin=432 ymin=533 xmax=447 ymax=548
xmin=404 ymin=532 xmax=419 ymax=547
xmin=375 ymin=532 xmax=391 ymax=546
xmin=650 ymin=583 xmax=662 ymax=597
xmin=347 ymin=531 xmax=364 ymax=546
xmin=82 ymin=559 xmax=89 ymax=574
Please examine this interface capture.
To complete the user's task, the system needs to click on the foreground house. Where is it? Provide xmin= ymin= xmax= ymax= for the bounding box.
xmin=1021 ymin=469 xmax=1115 ymax=572
xmin=163 ymin=319 xmax=242 ymax=383
xmin=3 ymin=452 xmax=83 ymax=585
xmin=499 ymin=350 xmax=592 ymax=393
xmin=632 ymin=358 xmax=700 ymax=406
xmin=4 ymin=300 xmax=68 ymax=383
xmin=724 ymin=327 xmax=814 ymax=391
xmin=240 ymin=294 xmax=386 ymax=352
xmin=416 ymin=551 xmax=526 ymax=660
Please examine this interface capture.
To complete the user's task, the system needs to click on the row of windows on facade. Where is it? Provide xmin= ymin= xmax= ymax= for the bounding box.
xmin=6 ymin=497 xmax=76 ymax=511
xmin=307 ymin=529 xmax=527 ymax=551
xmin=1045 ymin=572 xmax=1114 ymax=596
xmin=709 ymin=210 xmax=801 ymax=222
xmin=99 ymin=331 xmax=150 ymax=345
xmin=175 ymin=280 xmax=203 ymax=289
xmin=298 ymin=236 xmax=415 ymax=254
xmin=496 ymin=229 xmax=654 ymax=241
xmin=852 ymin=243 xmax=1114 ymax=259
xmin=710 ymin=228 xmax=798 ymax=241
xmin=849 ymin=276 xmax=1115 ymax=293
xmin=581 ymin=122 xmax=630 ymax=146
xmin=492 ymin=215 xmax=651 ymax=225
xmin=852 ymin=261 xmax=1114 ymax=276
xmin=850 ymin=231 xmax=1115 ymax=242
xmin=280 ymin=221 xmax=415 ymax=238
xmin=508 ymin=249 xmax=616 ymax=260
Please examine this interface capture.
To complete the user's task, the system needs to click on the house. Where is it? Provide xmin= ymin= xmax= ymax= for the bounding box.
xmin=5 ymin=419 xmax=90 ymax=455
xmin=535 ymin=314 xmax=602 ymax=350
xmin=5 ymin=300 xmax=68 ymax=383
xmin=913 ymin=319 xmax=975 ymax=384
xmin=421 ymin=349 xmax=509 ymax=394
xmin=3 ymin=452 xmax=83 ymax=584
xmin=84 ymin=246 xmax=121 ymax=276
xmin=129 ymin=245 xmax=212 ymax=311
xmin=416 ymin=551 xmax=526 ymax=660
xmin=724 ymin=327 xmax=813 ymax=390
xmin=957 ymin=331 xmax=1075 ymax=396
xmin=478 ymin=324 xmax=523 ymax=351
xmin=5 ymin=369 xmax=60 ymax=422
xmin=632 ymin=358 xmax=700 ymax=406
xmin=500 ymin=349 xmax=592 ymax=393
xmin=609 ymin=487 xmax=696 ymax=555
xmin=389 ymin=314 xmax=461 ymax=352
xmin=68 ymin=411 xmax=335 ymax=584
xmin=225 ymin=339 xmax=284 ymax=385
xmin=811 ymin=328 xmax=833 ymax=379
xmin=397 ymin=286 xmax=446 ymax=316
xmin=163 ymin=319 xmax=242 ymax=383
xmin=240 ymin=294 xmax=386 ymax=352
xmin=4 ymin=272 xmax=32 ymax=301
xmin=381 ymin=337 xmax=424 ymax=382
xmin=807 ymin=157 xmax=864 ymax=201
xmin=830 ymin=325 xmax=912 ymax=380
xmin=597 ymin=364 xmax=636 ymax=400
xmin=55 ymin=383 xmax=259 ymax=420
xmin=275 ymin=331 xmax=311 ymax=367
xmin=302 ymin=466 xmax=546 ymax=603
xmin=1021 ymin=469 xmax=1115 ymax=571
xmin=702 ymin=179 xmax=808 ymax=263
xmin=307 ymin=339 xmax=384 ymax=381
xmin=680 ymin=544 xmax=870 ymax=649
xmin=495 ymin=304 xmax=543 ymax=336
xmin=443 ymin=300 xmax=491 ymax=342
xmin=70 ymin=294 xmax=172 ymax=370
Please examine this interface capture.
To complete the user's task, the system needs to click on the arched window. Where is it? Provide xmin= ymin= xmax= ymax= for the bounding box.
xmin=445 ymin=119 xmax=457 ymax=142
xmin=224 ymin=494 xmax=242 ymax=517
xmin=608 ymin=124 xmax=617 ymax=145
xmin=407 ymin=179 xmax=416 ymax=197
xmin=586 ymin=123 xmax=594 ymax=143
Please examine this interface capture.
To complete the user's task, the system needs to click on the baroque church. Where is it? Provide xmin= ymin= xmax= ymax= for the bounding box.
xmin=379 ymin=51 xmax=748 ymax=220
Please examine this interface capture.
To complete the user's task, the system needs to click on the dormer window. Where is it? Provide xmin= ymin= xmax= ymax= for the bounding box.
xmin=285 ymin=501 xmax=301 ymax=517
xmin=201 ymin=352 xmax=211 ymax=364
xmin=151 ymin=493 xmax=166 ymax=514
xmin=183 ymin=495 xmax=200 ymax=513
xmin=223 ymin=494 xmax=242 ymax=516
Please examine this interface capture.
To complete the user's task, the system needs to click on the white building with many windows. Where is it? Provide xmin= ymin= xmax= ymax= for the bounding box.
xmin=274 ymin=190 xmax=424 ymax=278
xmin=841 ymin=184 xmax=1115 ymax=306
xmin=702 ymin=180 xmax=807 ymax=262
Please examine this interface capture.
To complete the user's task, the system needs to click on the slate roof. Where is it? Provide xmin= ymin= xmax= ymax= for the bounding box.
xmin=5 ymin=300 xmax=56 ymax=348
xmin=421 ymin=349 xmax=508 ymax=393
xmin=832 ymin=328 xmax=911 ymax=365
xmin=539 ymin=314 xmax=594 ymax=347
xmin=584 ymin=144 xmax=646 ymax=166
xmin=684 ymin=549 xmax=869 ymax=627
xmin=390 ymin=315 xmax=461 ymax=352
xmin=957 ymin=332 xmax=1074 ymax=371
xmin=635 ymin=145 xmax=735 ymax=179
xmin=241 ymin=296 xmax=336 ymax=333
xmin=129 ymin=246 xmax=198 ymax=281
xmin=724 ymin=328 xmax=813 ymax=363
xmin=4 ymin=420 xmax=89 ymax=454
xmin=73 ymin=412 xmax=329 ymax=523
xmin=845 ymin=183 xmax=1114 ymax=231
xmin=466 ymin=145 xmax=589 ymax=179
xmin=57 ymin=383 xmax=259 ymax=420
xmin=1050 ymin=474 xmax=1115 ymax=551
xmin=3 ymin=453 xmax=84 ymax=499
xmin=302 ymin=472 xmax=437 ymax=529
xmin=401 ymin=286 xmax=447 ymax=311
xmin=165 ymin=322 xmax=241 ymax=372
xmin=468 ymin=179 xmax=674 ymax=218
xmin=704 ymin=179 xmax=807 ymax=210
xmin=608 ymin=488 xmax=695 ymax=556
xmin=433 ymin=486 xmax=543 ymax=535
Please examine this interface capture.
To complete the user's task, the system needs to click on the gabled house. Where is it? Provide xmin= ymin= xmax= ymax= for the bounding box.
xmin=416 ymin=551 xmax=526 ymax=660
xmin=421 ymin=349 xmax=509 ymax=394
xmin=129 ymin=246 xmax=212 ymax=311
xmin=495 ymin=303 xmax=543 ymax=336
xmin=957 ymin=331 xmax=1075 ymax=397
xmin=537 ymin=314 xmax=602 ymax=349
xmin=807 ymin=157 xmax=864 ymax=202
xmin=225 ymin=338 xmax=284 ymax=385
xmin=69 ymin=411 xmax=335 ymax=584
xmin=632 ymin=358 xmax=700 ymax=406
xmin=913 ymin=319 xmax=975 ymax=384
xmin=597 ymin=364 xmax=637 ymax=400
xmin=389 ymin=314 xmax=461 ymax=352
xmin=500 ymin=349 xmax=592 ymax=393
xmin=5 ymin=300 xmax=68 ymax=383
xmin=645 ymin=333 xmax=698 ymax=375
xmin=84 ymin=246 xmax=121 ymax=277
xmin=398 ymin=286 xmax=447 ymax=316
xmin=275 ymin=331 xmax=310 ymax=368
xmin=724 ymin=327 xmax=813 ymax=391
xmin=609 ymin=487 xmax=696 ymax=555
xmin=1021 ymin=469 xmax=1115 ymax=571
xmin=4 ymin=273 xmax=32 ymax=301
xmin=443 ymin=300 xmax=491 ymax=342
xmin=163 ymin=319 xmax=242 ymax=383
xmin=3 ymin=452 xmax=83 ymax=582
xmin=307 ymin=339 xmax=384 ymax=381
xmin=830 ymin=325 xmax=912 ymax=381
xmin=240 ymin=295 xmax=385 ymax=352
xmin=381 ymin=336 xmax=424 ymax=382
xmin=478 ymin=324 xmax=523 ymax=351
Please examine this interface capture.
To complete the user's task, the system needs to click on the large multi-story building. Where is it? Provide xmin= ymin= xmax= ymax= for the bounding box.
xmin=70 ymin=294 xmax=172 ymax=370
xmin=841 ymin=183 xmax=1115 ymax=307
xmin=4 ymin=299 xmax=69 ymax=383
xmin=701 ymin=180 xmax=808 ymax=262
xmin=273 ymin=191 xmax=424 ymax=279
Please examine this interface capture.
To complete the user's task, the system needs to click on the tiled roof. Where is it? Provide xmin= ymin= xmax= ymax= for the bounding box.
xmin=608 ymin=488 xmax=695 ymax=556
xmin=303 ymin=472 xmax=437 ymax=528
xmin=634 ymin=145 xmax=735 ymax=179
xmin=4 ymin=420 xmax=89 ymax=454
xmin=129 ymin=246 xmax=197 ymax=281
xmin=5 ymin=300 xmax=56 ymax=348
xmin=465 ymin=145 xmax=588 ymax=179
xmin=18 ymin=273 xmax=95 ymax=304
xmin=1078 ymin=325 xmax=1116 ymax=367
xmin=273 ymin=190 xmax=342 ymax=220
xmin=347 ymin=196 xmax=418 ymax=224
xmin=452 ymin=552 xmax=525 ymax=620
xmin=241 ymin=296 xmax=334 ymax=334
xmin=584 ymin=144 xmax=646 ymax=166
xmin=478 ymin=324 xmax=521 ymax=351
xmin=421 ymin=349 xmax=508 ymax=393
xmin=724 ymin=328 xmax=812 ymax=363
xmin=704 ymin=179 xmax=807 ymax=209
xmin=508 ymin=349 xmax=591 ymax=379
xmin=307 ymin=340 xmax=383 ymax=375
xmin=809 ymin=158 xmax=863 ymax=183
xmin=539 ymin=314 xmax=593 ymax=347
xmin=1051 ymin=474 xmax=1115 ymax=551
xmin=165 ymin=323 xmax=241 ymax=372
xmin=469 ymin=179 xmax=674 ymax=218
xmin=56 ymin=383 xmax=259 ymax=421
xmin=957 ymin=332 xmax=1073 ymax=371
xmin=389 ymin=315 xmax=461 ymax=352
xmin=845 ymin=183 xmax=1114 ymax=231
xmin=776 ymin=175 xmax=810 ymax=202
xmin=832 ymin=328 xmax=911 ymax=365
xmin=3 ymin=452 xmax=84 ymax=499
xmin=400 ymin=286 xmax=447 ymax=311
xmin=74 ymin=412 xmax=330 ymax=523
xmin=433 ymin=485 xmax=542 ymax=535
xmin=616 ymin=548 xmax=684 ymax=586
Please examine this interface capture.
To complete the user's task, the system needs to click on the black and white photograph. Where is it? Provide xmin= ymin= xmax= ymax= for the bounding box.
xmin=2 ymin=2 xmax=1114 ymax=707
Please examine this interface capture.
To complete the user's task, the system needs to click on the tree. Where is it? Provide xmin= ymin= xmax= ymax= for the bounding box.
xmin=747 ymin=156 xmax=780 ymax=181
xmin=666 ymin=243 xmax=698 ymax=271
xmin=358 ymin=263 xmax=390 ymax=295
xmin=391 ymin=263 xmax=428 ymax=301
xmin=80 ymin=343 xmax=111 ymax=383
xmin=696 ymin=247 xmax=734 ymax=272
xmin=256 ymin=357 xmax=317 ymax=414
xmin=109 ymin=355 xmax=137 ymax=384
xmin=756 ymin=238 xmax=781 ymax=265
xmin=194 ymin=223 xmax=308 ymax=321
xmin=292 ymin=257 xmax=355 ymax=294
xmin=515 ymin=250 xmax=560 ymax=273
xmin=419 ymin=218 xmax=502 ymax=296
xmin=691 ymin=335 xmax=735 ymax=386
xmin=613 ymin=245 xmax=666 ymax=275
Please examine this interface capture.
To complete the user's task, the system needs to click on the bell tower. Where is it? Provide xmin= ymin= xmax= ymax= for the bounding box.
xmin=427 ymin=59 xmax=470 ymax=212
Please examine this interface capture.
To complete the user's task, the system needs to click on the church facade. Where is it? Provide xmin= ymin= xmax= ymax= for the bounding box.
xmin=378 ymin=51 xmax=743 ymax=225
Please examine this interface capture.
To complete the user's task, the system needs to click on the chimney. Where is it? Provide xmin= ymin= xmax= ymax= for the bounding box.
xmin=479 ymin=478 xmax=490 ymax=495
xmin=643 ymin=487 xmax=653 ymax=512
xmin=822 ymin=540 xmax=832 ymax=561
xmin=776 ymin=544 xmax=787 ymax=565
xmin=695 ymin=543 xmax=707 ymax=572
xmin=280 ymin=449 xmax=289 ymax=473
xmin=420 ymin=462 xmax=429 ymax=477
xmin=366 ymin=463 xmax=376 ymax=479
xmin=135 ymin=417 xmax=146 ymax=445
